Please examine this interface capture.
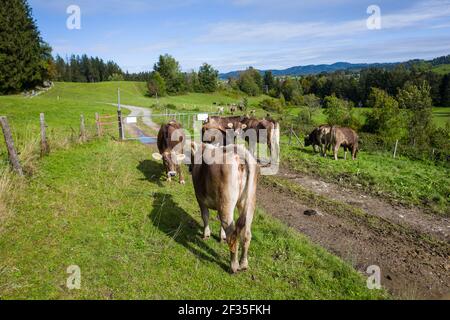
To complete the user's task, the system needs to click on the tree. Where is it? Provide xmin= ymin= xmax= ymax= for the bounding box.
xmin=238 ymin=67 xmax=262 ymax=96
xmin=147 ymin=71 xmax=166 ymax=97
xmin=397 ymin=82 xmax=434 ymax=147
xmin=280 ymin=78 xmax=303 ymax=104
xmin=365 ymin=88 xmax=406 ymax=143
xmin=323 ymin=95 xmax=359 ymax=128
xmin=263 ymin=71 xmax=275 ymax=92
xmin=238 ymin=72 xmax=260 ymax=96
xmin=154 ymin=54 xmax=184 ymax=94
xmin=440 ymin=74 xmax=450 ymax=107
xmin=302 ymin=94 xmax=321 ymax=124
xmin=198 ymin=63 xmax=218 ymax=93
xmin=0 ymin=0 xmax=52 ymax=93
xmin=108 ymin=73 xmax=124 ymax=81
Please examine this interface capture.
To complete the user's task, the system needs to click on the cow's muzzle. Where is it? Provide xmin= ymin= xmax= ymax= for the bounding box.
xmin=168 ymin=171 xmax=177 ymax=177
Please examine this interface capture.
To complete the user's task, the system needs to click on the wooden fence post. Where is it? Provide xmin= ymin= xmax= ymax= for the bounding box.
xmin=40 ymin=113 xmax=49 ymax=157
xmin=0 ymin=116 xmax=23 ymax=176
xmin=393 ymin=139 xmax=399 ymax=159
xmin=289 ymin=124 xmax=293 ymax=146
xmin=80 ymin=114 xmax=86 ymax=142
xmin=95 ymin=113 xmax=101 ymax=137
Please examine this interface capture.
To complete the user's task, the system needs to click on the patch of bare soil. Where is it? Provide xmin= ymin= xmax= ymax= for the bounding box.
xmin=258 ymin=168 xmax=450 ymax=299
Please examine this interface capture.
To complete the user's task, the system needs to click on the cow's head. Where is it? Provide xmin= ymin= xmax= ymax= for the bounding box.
xmin=152 ymin=151 xmax=186 ymax=179
xmin=304 ymin=135 xmax=312 ymax=147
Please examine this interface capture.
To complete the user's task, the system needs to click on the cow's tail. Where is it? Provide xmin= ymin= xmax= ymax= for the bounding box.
xmin=330 ymin=126 xmax=338 ymax=145
xmin=231 ymin=146 xmax=259 ymax=251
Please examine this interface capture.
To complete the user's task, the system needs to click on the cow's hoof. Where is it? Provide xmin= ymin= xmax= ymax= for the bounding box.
xmin=230 ymin=264 xmax=240 ymax=274
xmin=239 ymin=260 xmax=249 ymax=271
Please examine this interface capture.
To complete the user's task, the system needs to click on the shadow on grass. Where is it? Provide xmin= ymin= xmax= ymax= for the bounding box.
xmin=149 ymin=192 xmax=230 ymax=272
xmin=137 ymin=160 xmax=164 ymax=187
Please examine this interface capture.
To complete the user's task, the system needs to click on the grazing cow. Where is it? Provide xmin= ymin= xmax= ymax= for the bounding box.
xmin=330 ymin=127 xmax=359 ymax=160
xmin=304 ymin=125 xmax=332 ymax=156
xmin=217 ymin=106 xmax=225 ymax=115
xmin=152 ymin=121 xmax=186 ymax=183
xmin=190 ymin=142 xmax=259 ymax=273
xmin=229 ymin=105 xmax=237 ymax=114
xmin=202 ymin=116 xmax=247 ymax=146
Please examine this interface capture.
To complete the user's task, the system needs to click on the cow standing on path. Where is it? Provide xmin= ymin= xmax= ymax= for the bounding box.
xmin=152 ymin=121 xmax=186 ymax=184
xmin=190 ymin=142 xmax=259 ymax=273
xmin=330 ymin=127 xmax=359 ymax=160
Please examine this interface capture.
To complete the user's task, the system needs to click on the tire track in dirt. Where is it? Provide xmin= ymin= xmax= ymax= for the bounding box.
xmin=258 ymin=168 xmax=450 ymax=299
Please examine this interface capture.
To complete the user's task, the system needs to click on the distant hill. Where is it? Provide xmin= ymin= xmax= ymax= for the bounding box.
xmin=219 ymin=55 xmax=450 ymax=79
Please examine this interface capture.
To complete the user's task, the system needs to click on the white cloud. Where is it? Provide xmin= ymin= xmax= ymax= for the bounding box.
xmin=200 ymin=0 xmax=450 ymax=44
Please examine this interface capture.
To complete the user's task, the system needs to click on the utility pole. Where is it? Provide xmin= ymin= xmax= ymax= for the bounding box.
xmin=117 ymin=88 xmax=124 ymax=140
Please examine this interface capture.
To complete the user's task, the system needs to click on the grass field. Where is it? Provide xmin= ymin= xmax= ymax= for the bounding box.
xmin=286 ymin=106 xmax=450 ymax=128
xmin=432 ymin=64 xmax=450 ymax=75
xmin=282 ymin=137 xmax=450 ymax=216
xmin=0 ymin=139 xmax=385 ymax=299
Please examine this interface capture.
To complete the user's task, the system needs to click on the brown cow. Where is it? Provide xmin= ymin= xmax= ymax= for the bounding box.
xmin=241 ymin=116 xmax=280 ymax=162
xmin=202 ymin=116 xmax=247 ymax=146
xmin=152 ymin=121 xmax=186 ymax=183
xmin=330 ymin=127 xmax=359 ymax=160
xmin=304 ymin=125 xmax=332 ymax=156
xmin=190 ymin=142 xmax=259 ymax=273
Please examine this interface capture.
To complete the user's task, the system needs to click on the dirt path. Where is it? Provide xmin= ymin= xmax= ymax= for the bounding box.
xmin=277 ymin=168 xmax=450 ymax=242
xmin=108 ymin=104 xmax=160 ymax=143
xmin=120 ymin=104 xmax=160 ymax=132
xmin=259 ymin=167 xmax=450 ymax=299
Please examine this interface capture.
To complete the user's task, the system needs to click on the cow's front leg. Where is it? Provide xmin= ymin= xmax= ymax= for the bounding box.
xmin=334 ymin=144 xmax=340 ymax=161
xmin=201 ymin=206 xmax=211 ymax=240
xmin=220 ymin=227 xmax=227 ymax=243
xmin=177 ymin=165 xmax=185 ymax=185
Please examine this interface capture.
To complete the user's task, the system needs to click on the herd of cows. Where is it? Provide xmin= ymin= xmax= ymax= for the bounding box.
xmin=151 ymin=115 xmax=359 ymax=273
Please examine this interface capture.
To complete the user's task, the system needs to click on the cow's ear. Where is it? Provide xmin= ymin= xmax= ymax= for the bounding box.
xmin=152 ymin=153 xmax=163 ymax=161
xmin=227 ymin=123 xmax=234 ymax=129
xmin=177 ymin=154 xmax=186 ymax=162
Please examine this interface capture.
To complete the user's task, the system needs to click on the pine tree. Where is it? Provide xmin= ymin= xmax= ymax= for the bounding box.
xmin=0 ymin=0 xmax=51 ymax=94
xmin=440 ymin=74 xmax=450 ymax=107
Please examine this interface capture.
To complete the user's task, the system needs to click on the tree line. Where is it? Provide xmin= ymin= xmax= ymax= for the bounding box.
xmin=54 ymin=55 xmax=124 ymax=83
xmin=229 ymin=62 xmax=450 ymax=108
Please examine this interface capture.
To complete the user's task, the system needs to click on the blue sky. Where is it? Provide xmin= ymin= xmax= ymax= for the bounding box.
xmin=29 ymin=0 xmax=450 ymax=73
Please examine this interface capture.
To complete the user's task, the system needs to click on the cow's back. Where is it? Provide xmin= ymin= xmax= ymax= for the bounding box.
xmin=332 ymin=127 xmax=358 ymax=147
xmin=192 ymin=145 xmax=258 ymax=211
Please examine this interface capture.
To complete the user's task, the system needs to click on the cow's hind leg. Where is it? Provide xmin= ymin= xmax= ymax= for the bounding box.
xmin=200 ymin=205 xmax=211 ymax=240
xmin=238 ymin=213 xmax=253 ymax=271
xmin=219 ymin=206 xmax=239 ymax=274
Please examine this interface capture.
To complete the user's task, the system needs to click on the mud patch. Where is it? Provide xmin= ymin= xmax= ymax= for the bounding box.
xmin=258 ymin=175 xmax=450 ymax=299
